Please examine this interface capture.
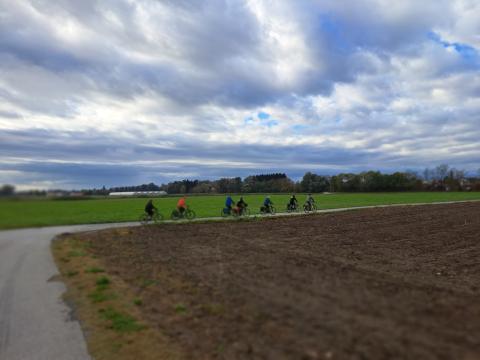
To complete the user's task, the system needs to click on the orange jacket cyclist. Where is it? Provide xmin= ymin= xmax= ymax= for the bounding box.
xmin=177 ymin=196 xmax=186 ymax=214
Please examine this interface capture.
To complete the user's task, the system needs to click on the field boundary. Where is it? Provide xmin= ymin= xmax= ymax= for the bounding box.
xmin=144 ymin=199 xmax=480 ymax=225
xmin=2 ymin=199 xmax=480 ymax=231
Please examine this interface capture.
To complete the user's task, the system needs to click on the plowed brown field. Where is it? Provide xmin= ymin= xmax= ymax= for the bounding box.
xmin=78 ymin=202 xmax=480 ymax=359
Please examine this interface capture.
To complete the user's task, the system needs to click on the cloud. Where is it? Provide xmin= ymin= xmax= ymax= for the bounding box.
xmin=0 ymin=0 xmax=479 ymax=188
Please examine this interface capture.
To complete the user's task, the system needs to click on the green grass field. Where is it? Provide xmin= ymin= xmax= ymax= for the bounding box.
xmin=1 ymin=192 xmax=480 ymax=229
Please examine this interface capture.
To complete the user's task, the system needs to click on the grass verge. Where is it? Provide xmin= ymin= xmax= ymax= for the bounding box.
xmin=3 ymin=192 xmax=480 ymax=229
xmin=52 ymin=233 xmax=182 ymax=360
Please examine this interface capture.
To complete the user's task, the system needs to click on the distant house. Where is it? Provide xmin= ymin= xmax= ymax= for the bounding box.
xmin=109 ymin=191 xmax=167 ymax=197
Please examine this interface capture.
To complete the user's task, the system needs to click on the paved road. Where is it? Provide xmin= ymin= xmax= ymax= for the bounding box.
xmin=1 ymin=200 xmax=479 ymax=359
xmin=0 ymin=222 xmax=137 ymax=360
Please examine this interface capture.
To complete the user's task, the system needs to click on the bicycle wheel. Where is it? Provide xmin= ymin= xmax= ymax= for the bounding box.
xmin=170 ymin=210 xmax=180 ymax=220
xmin=139 ymin=213 xmax=149 ymax=225
xmin=311 ymin=204 xmax=318 ymax=212
xmin=221 ymin=208 xmax=229 ymax=217
xmin=303 ymin=204 xmax=309 ymax=213
xmin=269 ymin=206 xmax=276 ymax=215
xmin=242 ymin=207 xmax=251 ymax=216
xmin=152 ymin=212 xmax=163 ymax=224
xmin=186 ymin=209 xmax=196 ymax=220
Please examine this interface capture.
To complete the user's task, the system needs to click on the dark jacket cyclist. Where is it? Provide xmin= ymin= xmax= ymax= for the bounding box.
xmin=236 ymin=197 xmax=248 ymax=214
xmin=306 ymin=194 xmax=315 ymax=210
xmin=145 ymin=200 xmax=157 ymax=216
xmin=289 ymin=195 xmax=298 ymax=208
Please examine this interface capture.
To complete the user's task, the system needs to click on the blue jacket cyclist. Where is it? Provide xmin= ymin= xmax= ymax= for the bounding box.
xmin=225 ymin=195 xmax=235 ymax=212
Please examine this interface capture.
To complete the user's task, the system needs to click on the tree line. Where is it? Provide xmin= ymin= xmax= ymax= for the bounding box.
xmin=119 ymin=168 xmax=480 ymax=194
xmin=2 ymin=165 xmax=480 ymax=197
xmin=157 ymin=166 xmax=480 ymax=194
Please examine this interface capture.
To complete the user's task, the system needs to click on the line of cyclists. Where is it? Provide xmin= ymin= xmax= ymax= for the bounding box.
xmin=223 ymin=194 xmax=317 ymax=216
xmin=141 ymin=194 xmax=317 ymax=224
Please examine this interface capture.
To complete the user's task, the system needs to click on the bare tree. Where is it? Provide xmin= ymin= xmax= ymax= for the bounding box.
xmin=423 ymin=168 xmax=432 ymax=181
xmin=435 ymin=164 xmax=449 ymax=181
xmin=449 ymin=168 xmax=465 ymax=180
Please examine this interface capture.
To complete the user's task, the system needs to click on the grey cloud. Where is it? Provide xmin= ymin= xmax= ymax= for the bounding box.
xmin=0 ymin=1 xmax=479 ymax=189
xmin=1 ymin=0 xmax=473 ymax=115
xmin=1 ymin=128 xmax=372 ymax=166
xmin=0 ymin=0 xmax=427 ymax=111
xmin=2 ymin=127 xmax=479 ymax=188
xmin=0 ymin=110 xmax=22 ymax=119
xmin=0 ymin=32 xmax=87 ymax=72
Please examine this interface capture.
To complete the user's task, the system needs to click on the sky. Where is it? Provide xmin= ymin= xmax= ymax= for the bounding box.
xmin=0 ymin=0 xmax=479 ymax=190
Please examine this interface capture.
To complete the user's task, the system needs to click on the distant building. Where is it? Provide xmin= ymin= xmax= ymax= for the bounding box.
xmin=69 ymin=192 xmax=84 ymax=197
xmin=109 ymin=191 xmax=167 ymax=197
xmin=47 ymin=190 xmax=69 ymax=197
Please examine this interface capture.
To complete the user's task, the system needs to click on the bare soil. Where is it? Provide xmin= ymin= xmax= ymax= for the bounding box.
xmin=77 ymin=203 xmax=480 ymax=359
xmin=52 ymin=234 xmax=182 ymax=360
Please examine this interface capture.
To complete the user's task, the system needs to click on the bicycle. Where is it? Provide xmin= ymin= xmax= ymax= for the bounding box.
xmin=139 ymin=209 xmax=163 ymax=225
xmin=260 ymin=204 xmax=276 ymax=215
xmin=221 ymin=206 xmax=234 ymax=217
xmin=170 ymin=206 xmax=196 ymax=220
xmin=303 ymin=202 xmax=317 ymax=213
xmin=238 ymin=206 xmax=251 ymax=216
xmin=286 ymin=203 xmax=299 ymax=213
xmin=221 ymin=205 xmax=251 ymax=217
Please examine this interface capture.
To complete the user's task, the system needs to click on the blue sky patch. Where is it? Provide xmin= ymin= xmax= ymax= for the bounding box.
xmin=257 ymin=111 xmax=270 ymax=120
xmin=244 ymin=116 xmax=254 ymax=125
xmin=428 ymin=31 xmax=479 ymax=63
xmin=291 ymin=124 xmax=310 ymax=134
xmin=317 ymin=13 xmax=352 ymax=53
xmin=263 ymin=120 xmax=279 ymax=128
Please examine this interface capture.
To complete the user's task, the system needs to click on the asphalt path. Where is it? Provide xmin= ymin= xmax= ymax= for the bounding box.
xmin=0 ymin=199 xmax=479 ymax=359
xmin=0 ymin=222 xmax=137 ymax=360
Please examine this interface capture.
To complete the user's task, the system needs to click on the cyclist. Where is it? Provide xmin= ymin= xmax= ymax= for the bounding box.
xmin=177 ymin=196 xmax=187 ymax=215
xmin=144 ymin=199 xmax=157 ymax=218
xmin=236 ymin=196 xmax=248 ymax=215
xmin=288 ymin=195 xmax=298 ymax=211
xmin=305 ymin=193 xmax=315 ymax=211
xmin=262 ymin=196 xmax=273 ymax=213
xmin=225 ymin=195 xmax=235 ymax=214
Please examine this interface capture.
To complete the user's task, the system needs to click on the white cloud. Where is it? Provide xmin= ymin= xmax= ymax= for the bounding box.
xmin=0 ymin=0 xmax=479 ymax=188
xmin=437 ymin=0 xmax=480 ymax=50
